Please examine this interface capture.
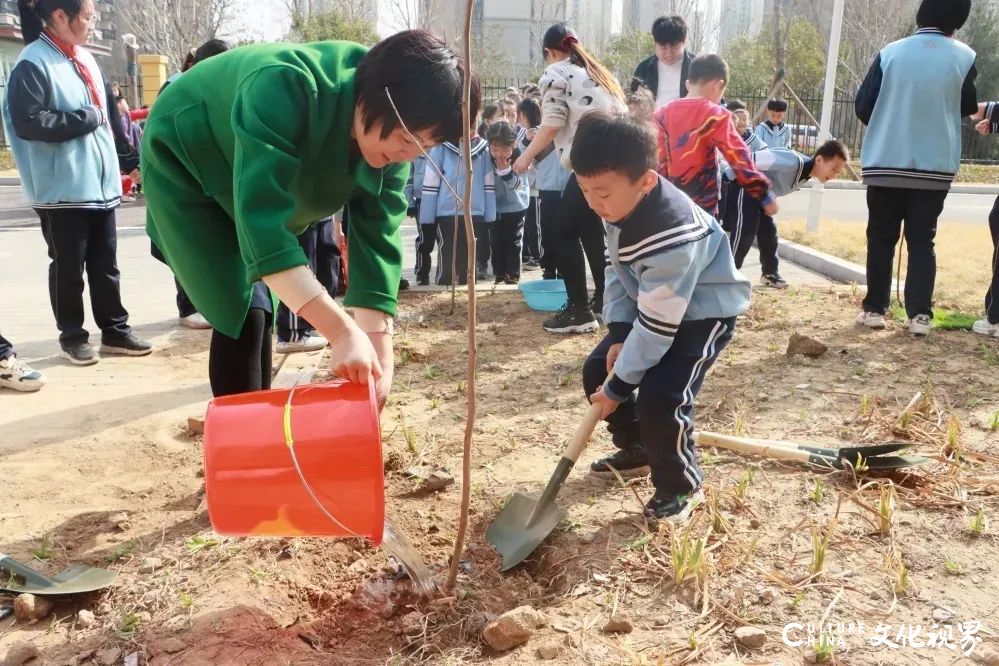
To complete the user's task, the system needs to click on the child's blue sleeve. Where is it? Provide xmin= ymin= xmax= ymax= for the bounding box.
xmin=419 ymin=148 xmax=442 ymax=225
xmin=603 ymin=262 xmax=637 ymax=345
xmin=484 ymin=163 xmax=497 ymax=222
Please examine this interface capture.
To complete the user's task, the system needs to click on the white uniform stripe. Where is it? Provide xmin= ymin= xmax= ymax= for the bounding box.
xmin=673 ymin=321 xmax=726 ymax=489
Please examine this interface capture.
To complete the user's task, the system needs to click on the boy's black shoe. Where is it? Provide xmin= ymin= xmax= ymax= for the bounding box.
xmin=589 ymin=446 xmax=650 ymax=478
xmin=524 ymin=258 xmax=540 ymax=269
xmin=61 ymin=342 xmax=99 ymax=366
xmin=542 ymin=270 xmax=557 ymax=280
xmin=504 ymin=276 xmax=519 ymax=285
xmin=644 ymin=489 xmax=704 ymax=523
xmin=100 ymin=333 xmax=153 ymax=357
xmin=542 ymin=302 xmax=599 ymax=334
xmin=416 ymin=277 xmax=430 ymax=287
xmin=494 ymin=275 xmax=506 ymax=285
xmin=399 ymin=277 xmax=410 ymax=291
xmin=476 ymin=264 xmax=489 ymax=281
xmin=760 ymin=273 xmax=789 ymax=290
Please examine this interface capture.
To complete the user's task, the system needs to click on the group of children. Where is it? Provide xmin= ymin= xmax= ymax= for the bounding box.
xmin=406 ymin=84 xmax=572 ymax=287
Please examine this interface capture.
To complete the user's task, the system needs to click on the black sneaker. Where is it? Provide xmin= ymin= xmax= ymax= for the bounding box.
xmin=644 ymin=490 xmax=705 ymax=523
xmin=399 ymin=277 xmax=410 ymax=291
xmin=504 ymin=276 xmax=519 ymax=285
xmin=61 ymin=342 xmax=99 ymax=366
xmin=494 ymin=275 xmax=506 ymax=285
xmin=589 ymin=295 xmax=603 ymax=321
xmin=416 ymin=276 xmax=430 ymax=287
xmin=542 ymin=270 xmax=557 ymax=281
xmin=589 ymin=447 xmax=650 ymax=478
xmin=761 ymin=273 xmax=789 ymax=290
xmin=100 ymin=333 xmax=153 ymax=357
xmin=524 ymin=259 xmax=540 ymax=269
xmin=542 ymin=303 xmax=599 ymax=334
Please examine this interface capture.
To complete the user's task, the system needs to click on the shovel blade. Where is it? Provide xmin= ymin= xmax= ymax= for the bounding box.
xmin=486 ymin=493 xmax=566 ymax=572
xmin=1 ymin=563 xmax=117 ymax=596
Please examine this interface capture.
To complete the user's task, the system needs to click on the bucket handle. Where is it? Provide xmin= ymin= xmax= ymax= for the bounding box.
xmin=283 ymin=371 xmax=373 ymax=543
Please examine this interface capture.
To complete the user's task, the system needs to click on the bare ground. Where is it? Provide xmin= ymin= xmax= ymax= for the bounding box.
xmin=2 ymin=287 xmax=998 ymax=665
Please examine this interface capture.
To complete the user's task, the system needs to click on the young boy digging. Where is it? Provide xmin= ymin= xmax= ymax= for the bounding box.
xmin=572 ymin=110 xmax=751 ymax=522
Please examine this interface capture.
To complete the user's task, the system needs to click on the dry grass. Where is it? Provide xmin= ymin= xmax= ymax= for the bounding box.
xmin=841 ymin=162 xmax=999 ymax=184
xmin=779 ymin=219 xmax=994 ymax=315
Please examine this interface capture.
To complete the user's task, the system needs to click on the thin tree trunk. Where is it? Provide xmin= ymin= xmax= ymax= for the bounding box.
xmin=446 ymin=0 xmax=478 ymax=593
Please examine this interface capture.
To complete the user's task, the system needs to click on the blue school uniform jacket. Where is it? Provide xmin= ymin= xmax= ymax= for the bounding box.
xmin=404 ymin=155 xmax=427 ymax=206
xmin=493 ymin=159 xmax=530 ymax=214
xmin=419 ymin=138 xmax=496 ymax=224
xmin=602 ymin=175 xmax=751 ymax=401
xmin=752 ymin=148 xmax=812 ymax=197
xmin=755 ymin=121 xmax=791 ymax=150
xmin=3 ymin=34 xmax=121 ymax=209
xmin=856 ymin=27 xmax=977 ymax=190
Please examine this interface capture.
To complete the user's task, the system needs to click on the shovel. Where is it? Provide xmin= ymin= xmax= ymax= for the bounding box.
xmin=694 ymin=432 xmax=930 ymax=471
xmin=0 ymin=553 xmax=117 ymax=596
xmin=487 ymin=403 xmax=604 ymax=572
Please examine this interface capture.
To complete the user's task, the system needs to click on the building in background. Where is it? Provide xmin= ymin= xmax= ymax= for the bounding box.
xmin=717 ymin=0 xmax=766 ymax=50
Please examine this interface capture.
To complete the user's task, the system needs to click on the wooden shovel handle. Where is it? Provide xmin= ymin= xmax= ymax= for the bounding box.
xmin=563 ymin=403 xmax=605 ymax=464
xmin=694 ymin=431 xmax=814 ymax=462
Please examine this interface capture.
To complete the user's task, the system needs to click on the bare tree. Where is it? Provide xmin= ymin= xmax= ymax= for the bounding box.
xmin=118 ymin=0 xmax=234 ymax=72
xmin=840 ymin=0 xmax=917 ymax=88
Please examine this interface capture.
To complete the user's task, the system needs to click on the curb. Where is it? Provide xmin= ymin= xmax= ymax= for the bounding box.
xmin=0 ymin=177 xmax=20 ymax=186
xmin=776 ymin=238 xmax=867 ymax=285
xmin=823 ymin=180 xmax=999 ymax=195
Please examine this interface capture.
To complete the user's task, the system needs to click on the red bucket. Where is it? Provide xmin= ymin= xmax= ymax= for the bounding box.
xmin=203 ymin=379 xmax=384 ymax=545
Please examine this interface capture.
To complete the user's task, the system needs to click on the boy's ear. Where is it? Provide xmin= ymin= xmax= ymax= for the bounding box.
xmin=641 ymin=170 xmax=658 ymax=192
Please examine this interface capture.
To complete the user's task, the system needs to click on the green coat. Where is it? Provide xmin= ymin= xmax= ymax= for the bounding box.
xmin=142 ymin=41 xmax=408 ymax=339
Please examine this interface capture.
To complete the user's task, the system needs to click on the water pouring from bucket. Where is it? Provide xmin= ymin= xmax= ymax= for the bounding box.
xmin=203 ymin=376 xmax=436 ymax=594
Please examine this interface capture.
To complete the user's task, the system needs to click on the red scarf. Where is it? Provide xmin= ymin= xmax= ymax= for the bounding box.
xmin=43 ymin=30 xmax=102 ymax=111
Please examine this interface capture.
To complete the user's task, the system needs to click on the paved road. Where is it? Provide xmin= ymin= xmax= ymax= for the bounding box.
xmin=777 ymin=188 xmax=995 ymax=225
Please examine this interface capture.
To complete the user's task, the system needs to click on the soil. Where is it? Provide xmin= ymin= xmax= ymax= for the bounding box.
xmin=2 ymin=287 xmax=998 ymax=665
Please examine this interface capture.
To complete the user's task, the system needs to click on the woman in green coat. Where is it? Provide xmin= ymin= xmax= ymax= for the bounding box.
xmin=143 ymin=30 xmax=478 ymax=403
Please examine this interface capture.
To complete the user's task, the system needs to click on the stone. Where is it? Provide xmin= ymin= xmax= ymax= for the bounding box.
xmin=932 ymin=607 xmax=954 ymax=622
xmin=13 ymin=594 xmax=53 ymax=622
xmin=403 ymin=466 xmax=454 ymax=492
xmin=482 ymin=606 xmax=546 ymax=651
xmin=109 ymin=512 xmax=131 ymax=531
xmin=187 ymin=416 xmax=205 ymax=435
xmin=96 ymin=647 xmax=122 ymax=666
xmin=347 ymin=558 xmax=369 ymax=575
xmin=734 ymin=626 xmax=767 ymax=649
xmin=602 ymin=614 xmax=634 ymax=634
xmin=138 ymin=556 xmax=163 ymax=574
xmin=158 ymin=637 xmax=186 ymax=654
xmin=1 ymin=641 xmax=39 ymax=666
xmin=536 ymin=642 xmax=561 ymax=660
xmin=757 ymin=587 xmax=777 ymax=604
xmin=749 ymin=518 xmax=762 ymax=529
xmin=77 ymin=609 xmax=96 ymax=628
xmin=579 ymin=532 xmax=598 ymax=545
xmin=971 ymin=648 xmax=999 ymax=665
xmin=399 ymin=611 xmax=424 ymax=636
xmin=786 ymin=333 xmax=828 ymax=359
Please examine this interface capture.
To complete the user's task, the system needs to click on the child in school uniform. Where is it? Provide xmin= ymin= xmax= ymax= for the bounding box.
xmin=718 ymin=100 xmax=768 ymax=221
xmin=654 ymin=55 xmax=777 ymax=220
xmin=517 ymin=100 xmax=542 ymax=267
xmin=487 ymin=121 xmax=531 ymax=284
xmin=419 ymin=126 xmax=496 ymax=286
xmin=755 ymin=98 xmax=791 ymax=149
xmin=724 ymin=141 xmax=849 ymax=279
xmin=572 ymin=110 xmax=750 ymax=522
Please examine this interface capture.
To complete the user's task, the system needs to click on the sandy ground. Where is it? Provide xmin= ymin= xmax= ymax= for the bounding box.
xmin=1 ymin=287 xmax=998 ymax=666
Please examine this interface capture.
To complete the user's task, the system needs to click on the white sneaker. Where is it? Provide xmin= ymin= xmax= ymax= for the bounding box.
xmin=276 ymin=335 xmax=328 ymax=354
xmin=0 ymin=355 xmax=45 ymax=392
xmin=179 ymin=313 xmax=212 ymax=330
xmin=972 ymin=319 xmax=999 ymax=338
xmin=121 ymin=194 xmax=136 ymax=203
xmin=855 ymin=311 xmax=886 ymax=329
xmin=906 ymin=314 xmax=932 ymax=337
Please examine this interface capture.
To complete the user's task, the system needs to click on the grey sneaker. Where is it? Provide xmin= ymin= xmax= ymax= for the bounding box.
xmin=100 ymin=334 xmax=153 ymax=356
xmin=972 ymin=319 xmax=999 ymax=338
xmin=906 ymin=314 xmax=932 ymax=337
xmin=61 ymin=342 xmax=99 ymax=366
xmin=855 ymin=311 xmax=886 ymax=330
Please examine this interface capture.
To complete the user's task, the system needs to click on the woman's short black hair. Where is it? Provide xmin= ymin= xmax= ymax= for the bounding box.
xmin=517 ymin=97 xmax=542 ymax=127
xmin=570 ymin=110 xmax=657 ymax=182
xmin=916 ymin=0 xmax=971 ymax=33
xmin=194 ymin=39 xmax=230 ymax=64
xmin=355 ymin=29 xmax=480 ymax=144
xmin=767 ymin=98 xmax=789 ymax=112
xmin=651 ymin=15 xmax=688 ymax=46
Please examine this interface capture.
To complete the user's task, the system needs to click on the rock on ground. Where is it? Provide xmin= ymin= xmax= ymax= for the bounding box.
xmin=77 ymin=609 xmax=96 ymax=627
xmin=734 ymin=626 xmax=767 ymax=649
xmin=13 ymin=594 xmax=53 ymax=622
xmin=602 ymin=614 xmax=634 ymax=634
xmin=1 ymin=641 xmax=39 ymax=666
xmin=482 ymin=606 xmax=546 ymax=651
xmin=786 ymin=333 xmax=828 ymax=359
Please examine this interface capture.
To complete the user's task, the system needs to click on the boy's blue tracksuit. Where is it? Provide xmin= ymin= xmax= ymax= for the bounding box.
xmin=854 ymin=27 xmax=978 ymax=318
xmin=492 ymin=154 xmax=531 ymax=281
xmin=723 ymin=148 xmax=811 ymax=270
xmin=583 ymin=176 xmax=750 ymax=496
xmin=418 ymin=138 xmax=496 ymax=285
xmin=754 ymin=121 xmax=791 ymax=150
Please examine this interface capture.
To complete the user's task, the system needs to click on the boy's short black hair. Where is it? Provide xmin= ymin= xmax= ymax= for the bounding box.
xmin=355 ymin=29 xmax=480 ymax=143
xmin=726 ymin=99 xmax=746 ymax=112
xmin=652 ymin=15 xmax=688 ymax=46
xmin=687 ymin=54 xmax=728 ymax=85
xmin=767 ymin=98 xmax=788 ymax=112
xmin=916 ymin=0 xmax=971 ymax=33
xmin=570 ymin=110 xmax=657 ymax=182
xmin=815 ymin=139 xmax=850 ymax=162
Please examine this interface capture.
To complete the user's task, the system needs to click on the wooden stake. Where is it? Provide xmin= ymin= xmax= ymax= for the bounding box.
xmin=446 ymin=0 xmax=477 ymax=592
